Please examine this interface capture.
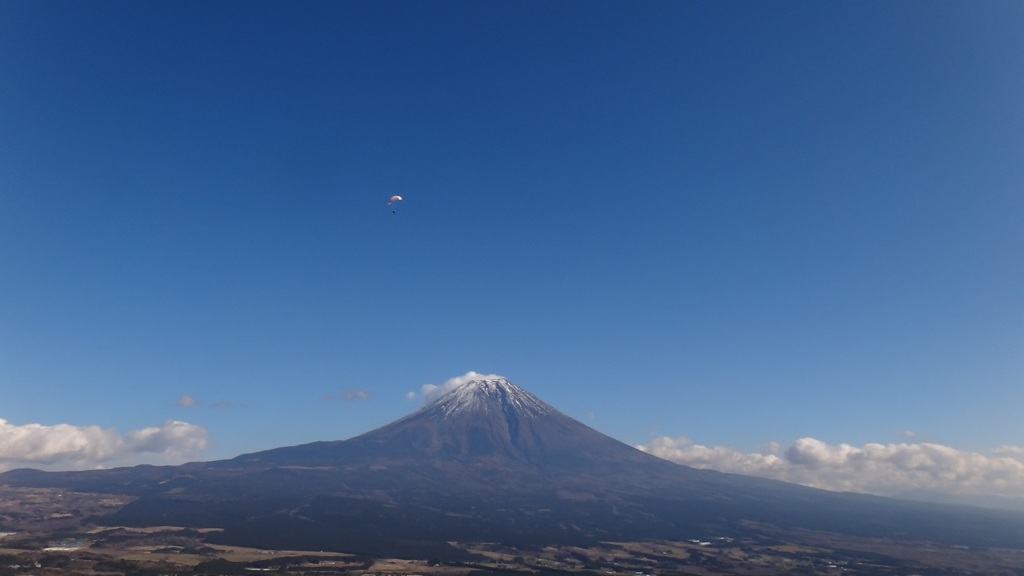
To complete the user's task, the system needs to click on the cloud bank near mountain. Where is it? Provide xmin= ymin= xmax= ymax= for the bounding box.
xmin=0 ymin=418 xmax=208 ymax=472
xmin=409 ymin=371 xmax=507 ymax=403
xmin=638 ymin=436 xmax=1024 ymax=509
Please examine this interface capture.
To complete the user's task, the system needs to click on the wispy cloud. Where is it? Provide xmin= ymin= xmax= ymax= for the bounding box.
xmin=323 ymin=389 xmax=373 ymax=402
xmin=409 ymin=371 xmax=506 ymax=404
xmin=176 ymin=396 xmax=243 ymax=410
xmin=638 ymin=436 xmax=1024 ymax=507
xmin=0 ymin=418 xmax=209 ymax=472
xmin=176 ymin=395 xmax=198 ymax=407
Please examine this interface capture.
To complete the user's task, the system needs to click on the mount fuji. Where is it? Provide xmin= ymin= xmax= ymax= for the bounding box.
xmin=3 ymin=378 xmax=1024 ymax=557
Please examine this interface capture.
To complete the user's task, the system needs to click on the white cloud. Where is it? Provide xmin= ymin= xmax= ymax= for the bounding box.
xmin=123 ymin=421 xmax=208 ymax=459
xmin=637 ymin=436 xmax=1024 ymax=506
xmin=0 ymin=418 xmax=209 ymax=472
xmin=638 ymin=437 xmax=788 ymax=477
xmin=410 ymin=371 xmax=505 ymax=404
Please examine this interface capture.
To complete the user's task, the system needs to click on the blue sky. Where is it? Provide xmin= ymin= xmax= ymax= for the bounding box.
xmin=2 ymin=1 xmax=1023 ymax=505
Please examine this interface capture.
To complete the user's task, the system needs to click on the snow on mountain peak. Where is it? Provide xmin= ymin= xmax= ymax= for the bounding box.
xmin=431 ymin=378 xmax=557 ymax=419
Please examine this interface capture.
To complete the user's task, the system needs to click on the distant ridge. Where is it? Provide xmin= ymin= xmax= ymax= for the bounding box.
xmin=4 ymin=377 xmax=1024 ymax=557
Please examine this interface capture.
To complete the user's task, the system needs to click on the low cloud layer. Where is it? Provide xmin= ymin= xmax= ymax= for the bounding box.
xmin=409 ymin=371 xmax=506 ymax=404
xmin=0 ymin=418 xmax=209 ymax=472
xmin=638 ymin=436 xmax=1024 ymax=508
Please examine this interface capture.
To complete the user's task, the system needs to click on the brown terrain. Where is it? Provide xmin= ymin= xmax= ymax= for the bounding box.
xmin=3 ymin=485 xmax=1024 ymax=576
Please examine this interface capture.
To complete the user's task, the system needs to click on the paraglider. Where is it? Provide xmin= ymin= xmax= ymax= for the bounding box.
xmin=388 ymin=195 xmax=403 ymax=213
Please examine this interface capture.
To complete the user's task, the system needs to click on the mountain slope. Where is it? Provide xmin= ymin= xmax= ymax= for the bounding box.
xmin=231 ymin=378 xmax=675 ymax=473
xmin=3 ymin=378 xmax=1024 ymax=557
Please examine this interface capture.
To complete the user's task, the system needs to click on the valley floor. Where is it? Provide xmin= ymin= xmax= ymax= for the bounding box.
xmin=2 ymin=486 xmax=1024 ymax=576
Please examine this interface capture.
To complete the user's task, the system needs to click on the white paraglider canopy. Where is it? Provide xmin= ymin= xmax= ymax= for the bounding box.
xmin=388 ymin=195 xmax=403 ymax=213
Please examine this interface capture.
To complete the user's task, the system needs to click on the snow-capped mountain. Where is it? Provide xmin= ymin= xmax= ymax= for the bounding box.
xmin=427 ymin=377 xmax=557 ymax=418
xmin=327 ymin=377 xmax=664 ymax=469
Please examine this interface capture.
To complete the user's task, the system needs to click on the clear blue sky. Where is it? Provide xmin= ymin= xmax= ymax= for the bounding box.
xmin=2 ymin=1 xmax=1023 ymax=502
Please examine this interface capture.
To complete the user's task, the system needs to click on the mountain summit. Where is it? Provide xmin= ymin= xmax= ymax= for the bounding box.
xmin=4 ymin=377 xmax=1024 ymax=556
xmin=348 ymin=376 xmax=570 ymax=462
xmin=330 ymin=377 xmax=660 ymax=468
xmin=429 ymin=377 xmax=556 ymax=419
